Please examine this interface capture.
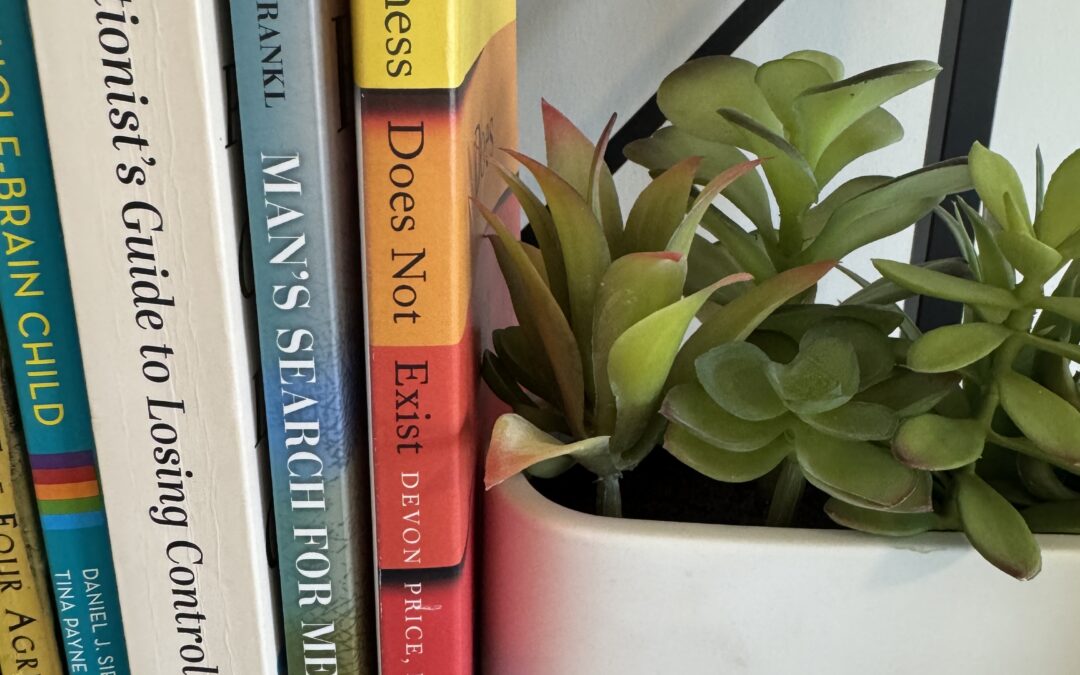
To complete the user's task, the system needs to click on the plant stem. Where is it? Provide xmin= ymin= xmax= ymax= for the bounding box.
xmin=596 ymin=474 xmax=623 ymax=518
xmin=766 ymin=457 xmax=805 ymax=527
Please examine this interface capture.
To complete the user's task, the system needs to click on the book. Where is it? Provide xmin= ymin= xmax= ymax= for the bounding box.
xmin=28 ymin=1 xmax=280 ymax=671
xmin=0 ymin=327 xmax=63 ymax=674
xmin=352 ymin=2 xmax=518 ymax=672
xmin=230 ymin=1 xmax=374 ymax=672
xmin=0 ymin=4 xmax=129 ymax=673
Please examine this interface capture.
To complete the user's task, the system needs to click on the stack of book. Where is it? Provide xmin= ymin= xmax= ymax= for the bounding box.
xmin=0 ymin=1 xmax=516 ymax=672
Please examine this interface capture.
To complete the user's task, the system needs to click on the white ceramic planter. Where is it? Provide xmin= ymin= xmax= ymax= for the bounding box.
xmin=483 ymin=474 xmax=1080 ymax=675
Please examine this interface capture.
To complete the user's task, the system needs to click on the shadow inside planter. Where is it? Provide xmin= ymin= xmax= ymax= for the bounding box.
xmin=529 ymin=445 xmax=835 ymax=529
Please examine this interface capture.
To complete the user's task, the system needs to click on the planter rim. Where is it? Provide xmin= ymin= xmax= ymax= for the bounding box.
xmin=498 ymin=473 xmax=1080 ymax=555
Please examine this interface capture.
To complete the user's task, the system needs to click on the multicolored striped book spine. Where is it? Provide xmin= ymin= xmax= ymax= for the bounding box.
xmin=352 ymin=2 xmax=518 ymax=671
xmin=0 ymin=4 xmax=129 ymax=673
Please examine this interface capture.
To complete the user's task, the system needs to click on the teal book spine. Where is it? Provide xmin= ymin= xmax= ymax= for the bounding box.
xmin=230 ymin=1 xmax=374 ymax=673
xmin=0 ymin=3 xmax=130 ymax=674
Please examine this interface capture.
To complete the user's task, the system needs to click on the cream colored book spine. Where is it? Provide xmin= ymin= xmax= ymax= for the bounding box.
xmin=28 ymin=1 xmax=280 ymax=671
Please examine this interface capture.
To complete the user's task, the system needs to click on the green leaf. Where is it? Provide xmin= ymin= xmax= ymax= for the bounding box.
xmin=1033 ymin=296 xmax=1080 ymax=324
xmin=767 ymin=338 xmax=859 ymax=415
xmin=755 ymin=57 xmax=832 ymax=136
xmin=665 ymin=423 xmax=791 ymax=482
xmin=956 ymin=472 xmax=1041 ymax=580
xmin=802 ymin=401 xmax=897 ymax=441
xmin=998 ymin=370 xmax=1080 ymax=468
xmin=843 ymin=258 xmax=970 ymax=306
xmin=958 ymin=198 xmax=1015 ymax=290
xmin=622 ymin=157 xmax=701 ymax=254
xmin=623 ymin=126 xmax=772 ymax=234
xmin=1036 ymin=146 xmax=1047 ymax=214
xmin=685 ymin=237 xmax=752 ymax=305
xmin=936 ymin=205 xmax=980 ymax=277
xmin=1022 ymin=501 xmax=1080 ymax=534
xmin=814 ymin=108 xmax=904 ymax=187
xmin=907 ymin=322 xmax=1012 ymax=373
xmin=969 ymin=141 xmax=1030 ymax=232
xmin=795 ymin=427 xmax=921 ymax=508
xmin=873 ymin=259 xmax=1020 ymax=309
xmin=747 ymin=330 xmax=800 ymax=364
xmin=662 ymin=383 xmax=786 ymax=451
xmin=760 ymin=303 xmax=906 ymax=340
xmin=998 ymin=230 xmax=1062 ymax=282
xmin=802 ymin=160 xmax=970 ymax=263
xmin=893 ymin=414 xmax=985 ymax=470
xmin=695 ymin=342 xmax=787 ymax=421
xmin=1035 ymin=148 xmax=1080 ymax=247
xmin=507 ymin=150 xmax=612 ymax=360
xmin=1016 ymin=455 xmax=1079 ymax=502
xmin=699 ymin=204 xmax=777 ymax=280
xmin=803 ymin=175 xmax=890 ymax=241
xmin=1023 ymin=333 xmax=1080 ymax=367
xmin=481 ymin=350 xmax=532 ymax=408
xmin=825 ymin=498 xmax=938 ymax=536
xmin=592 ymin=252 xmax=687 ymax=435
xmin=793 ymin=60 xmax=941 ymax=166
xmin=657 ymin=56 xmax=783 ymax=144
xmin=584 ymin=112 xmax=624 ymax=251
xmin=485 ymin=414 xmax=609 ymax=488
xmin=672 ymin=261 xmax=835 ymax=382
xmin=784 ymin=50 xmax=843 ymax=81
xmin=608 ymin=277 xmax=747 ymax=454
xmin=493 ymin=327 xmax=557 ymax=404
xmin=855 ymin=369 xmax=960 ymax=417
xmin=802 ymin=318 xmax=894 ymax=389
xmin=480 ymin=205 xmax=586 ymax=435
xmin=667 ymin=159 xmax=765 ymax=256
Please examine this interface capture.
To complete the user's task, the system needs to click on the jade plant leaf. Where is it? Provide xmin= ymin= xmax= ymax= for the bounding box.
xmin=906 ymin=322 xmax=1012 ymax=373
xmin=873 ymin=259 xmax=1020 ymax=309
xmin=665 ymin=423 xmax=791 ymax=482
xmin=754 ymin=57 xmax=832 ymax=136
xmin=792 ymin=60 xmax=940 ymax=166
xmin=656 ymin=56 xmax=782 ymax=144
xmin=1033 ymin=296 xmax=1080 ymax=324
xmin=843 ymin=258 xmax=970 ymax=306
xmin=662 ymin=383 xmax=787 ymax=451
xmin=997 ymin=230 xmax=1062 ymax=282
xmin=956 ymin=472 xmax=1042 ymax=580
xmin=622 ymin=157 xmax=701 ymax=254
xmin=485 ymin=414 xmax=609 ymax=489
xmin=1022 ymin=501 xmax=1080 ymax=534
xmin=824 ymin=498 xmax=939 ymax=537
xmin=795 ymin=427 xmax=920 ymax=508
xmin=998 ymin=370 xmax=1080 ymax=467
xmin=766 ymin=337 xmax=860 ymax=415
xmin=608 ymin=276 xmax=749 ymax=454
xmin=969 ymin=141 xmax=1030 ymax=233
xmin=814 ymin=108 xmax=904 ymax=187
xmin=893 ymin=414 xmax=985 ymax=470
xmin=1016 ymin=456 xmax=1079 ymax=502
xmin=856 ymin=370 xmax=959 ymax=417
xmin=801 ymin=401 xmax=898 ymax=441
xmin=695 ymin=342 xmax=787 ymax=421
xmin=1034 ymin=148 xmax=1080 ymax=247
xmin=592 ymin=252 xmax=687 ymax=434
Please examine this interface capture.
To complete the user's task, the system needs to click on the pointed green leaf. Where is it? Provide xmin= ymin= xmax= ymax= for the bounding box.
xmin=857 ymin=369 xmax=961 ymax=417
xmin=998 ymin=229 xmax=1062 ymax=282
xmin=755 ymin=57 xmax=832 ymax=136
xmin=766 ymin=338 xmax=859 ymax=415
xmin=608 ymin=276 xmax=749 ymax=453
xmin=493 ymin=327 xmax=557 ymax=404
xmin=667 ymin=159 xmax=764 ymax=256
xmin=622 ymin=157 xmax=701 ymax=254
xmin=485 ymin=414 xmax=608 ymax=488
xmin=662 ymin=383 xmax=787 ymax=451
xmin=907 ymin=322 xmax=1012 ymax=373
xmin=1033 ymin=296 xmax=1080 ymax=324
xmin=795 ymin=427 xmax=921 ymax=508
xmin=695 ymin=342 xmax=787 ymax=421
xmin=825 ymin=498 xmax=939 ymax=536
xmin=592 ymin=252 xmax=687 ymax=434
xmin=657 ymin=56 xmax=782 ymax=144
xmin=936 ymin=205 xmax=980 ymax=277
xmin=803 ymin=175 xmax=890 ymax=240
xmin=480 ymin=350 xmax=532 ymax=408
xmin=843 ymin=258 xmax=970 ymax=305
xmin=521 ymin=242 xmax=549 ymax=285
xmin=956 ymin=472 xmax=1041 ymax=580
xmin=998 ymin=370 xmax=1080 ymax=467
xmin=1035 ymin=148 xmax=1080 ymax=247
xmin=585 ymin=112 xmax=623 ymax=251
xmin=784 ymin=50 xmax=843 ymax=81
xmin=802 ymin=318 xmax=894 ymax=389
xmin=685 ymin=236 xmax=751 ymax=305
xmin=760 ymin=304 xmax=906 ymax=341
xmin=507 ymin=150 xmax=611 ymax=359
xmin=793 ymin=60 xmax=940 ymax=166
xmin=814 ymin=108 xmax=904 ymax=186
xmin=1023 ymin=333 xmax=1080 ymax=367
xmin=1022 ymin=501 xmax=1080 ymax=534
xmin=479 ymin=204 xmax=586 ymax=436
xmin=873 ymin=259 xmax=1020 ymax=309
xmin=958 ymin=198 xmax=1015 ymax=290
xmin=623 ymin=126 xmax=772 ymax=233
xmin=893 ymin=414 xmax=985 ymax=470
xmin=802 ymin=401 xmax=898 ymax=441
xmin=673 ymin=261 xmax=835 ymax=382
xmin=969 ymin=141 xmax=1030 ymax=232
xmin=665 ymin=423 xmax=791 ymax=482
xmin=699 ymin=204 xmax=777 ymax=280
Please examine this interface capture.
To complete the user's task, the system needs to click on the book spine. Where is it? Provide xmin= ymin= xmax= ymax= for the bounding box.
xmin=230 ymin=1 xmax=374 ymax=673
xmin=352 ymin=2 xmax=518 ymax=672
xmin=0 ymin=4 xmax=129 ymax=673
xmin=0 ymin=331 xmax=64 ymax=674
xmin=28 ymin=1 xmax=280 ymax=671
